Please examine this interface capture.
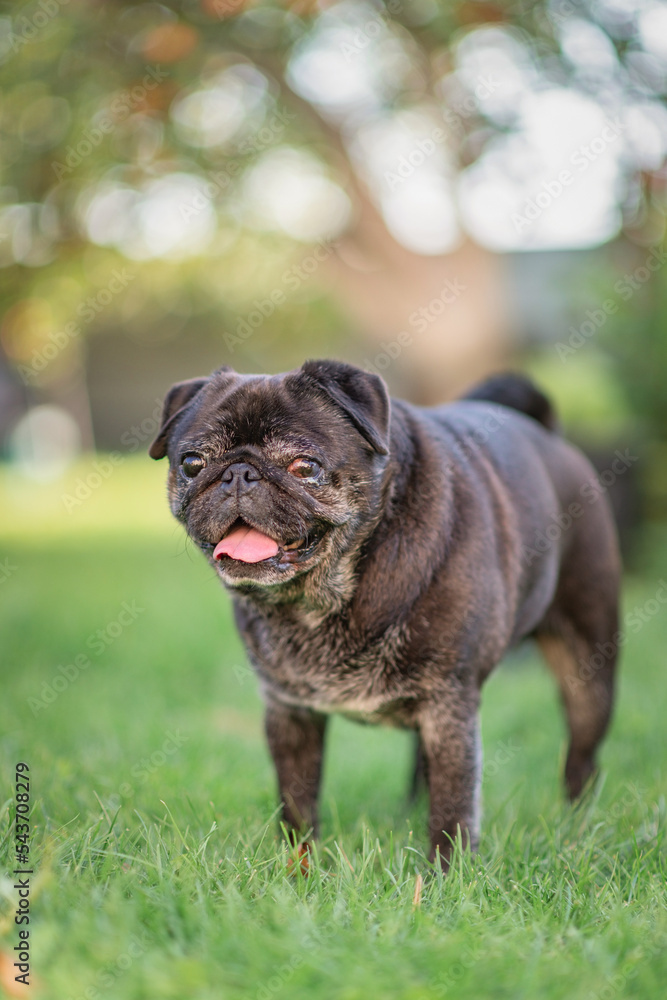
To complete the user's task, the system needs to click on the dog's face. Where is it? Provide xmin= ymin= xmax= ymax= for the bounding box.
xmin=150 ymin=360 xmax=391 ymax=596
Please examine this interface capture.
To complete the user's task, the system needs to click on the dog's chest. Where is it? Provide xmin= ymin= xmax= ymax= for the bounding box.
xmin=239 ymin=607 xmax=414 ymax=723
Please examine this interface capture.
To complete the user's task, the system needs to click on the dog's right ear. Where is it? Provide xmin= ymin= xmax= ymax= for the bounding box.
xmin=149 ymin=377 xmax=209 ymax=460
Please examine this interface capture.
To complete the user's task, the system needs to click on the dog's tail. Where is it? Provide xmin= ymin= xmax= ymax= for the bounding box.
xmin=462 ymin=373 xmax=558 ymax=432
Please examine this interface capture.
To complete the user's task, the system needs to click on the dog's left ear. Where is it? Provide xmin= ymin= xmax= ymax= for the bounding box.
xmin=149 ymin=377 xmax=209 ymax=460
xmin=298 ymin=360 xmax=390 ymax=455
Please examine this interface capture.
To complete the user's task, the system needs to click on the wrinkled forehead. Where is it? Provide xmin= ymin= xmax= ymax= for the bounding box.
xmin=183 ymin=372 xmax=337 ymax=453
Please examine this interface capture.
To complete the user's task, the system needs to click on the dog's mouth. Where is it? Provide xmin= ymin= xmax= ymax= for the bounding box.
xmin=207 ymin=519 xmax=325 ymax=568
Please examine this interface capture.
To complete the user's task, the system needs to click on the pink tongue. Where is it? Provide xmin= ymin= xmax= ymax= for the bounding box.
xmin=213 ymin=526 xmax=280 ymax=563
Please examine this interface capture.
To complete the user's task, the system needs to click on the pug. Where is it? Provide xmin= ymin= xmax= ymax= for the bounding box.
xmin=150 ymin=360 xmax=620 ymax=869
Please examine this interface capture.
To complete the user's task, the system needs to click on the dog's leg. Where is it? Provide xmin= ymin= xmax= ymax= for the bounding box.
xmin=264 ymin=699 xmax=328 ymax=839
xmin=419 ymin=696 xmax=481 ymax=870
xmin=537 ymin=622 xmax=616 ymax=799
xmin=536 ymin=483 xmax=620 ymax=800
xmin=408 ymin=733 xmax=429 ymax=802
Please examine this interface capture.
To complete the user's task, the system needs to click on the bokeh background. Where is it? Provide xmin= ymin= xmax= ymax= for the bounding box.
xmin=1 ymin=4 xmax=667 ymax=998
xmin=0 ymin=0 xmax=666 ymax=541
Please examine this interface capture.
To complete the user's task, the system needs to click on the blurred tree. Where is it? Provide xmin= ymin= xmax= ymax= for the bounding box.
xmin=0 ymin=0 xmax=666 ymax=437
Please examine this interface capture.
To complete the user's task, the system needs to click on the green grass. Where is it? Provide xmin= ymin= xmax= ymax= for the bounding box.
xmin=1 ymin=457 xmax=665 ymax=999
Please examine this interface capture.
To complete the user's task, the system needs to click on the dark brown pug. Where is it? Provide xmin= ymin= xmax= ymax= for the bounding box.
xmin=150 ymin=360 xmax=620 ymax=869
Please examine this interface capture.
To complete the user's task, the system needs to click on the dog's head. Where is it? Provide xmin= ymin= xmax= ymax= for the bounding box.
xmin=150 ymin=360 xmax=391 ymax=598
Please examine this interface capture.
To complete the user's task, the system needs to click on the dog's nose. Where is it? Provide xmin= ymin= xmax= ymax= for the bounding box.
xmin=220 ymin=462 xmax=262 ymax=493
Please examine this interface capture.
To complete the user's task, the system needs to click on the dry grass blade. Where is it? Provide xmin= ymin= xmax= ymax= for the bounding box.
xmin=412 ymin=873 xmax=424 ymax=908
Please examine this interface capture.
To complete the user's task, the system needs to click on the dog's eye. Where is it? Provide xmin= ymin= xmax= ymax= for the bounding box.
xmin=181 ymin=454 xmax=207 ymax=478
xmin=288 ymin=458 xmax=321 ymax=481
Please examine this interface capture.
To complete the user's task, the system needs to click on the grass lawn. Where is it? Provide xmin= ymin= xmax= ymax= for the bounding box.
xmin=1 ymin=456 xmax=665 ymax=999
